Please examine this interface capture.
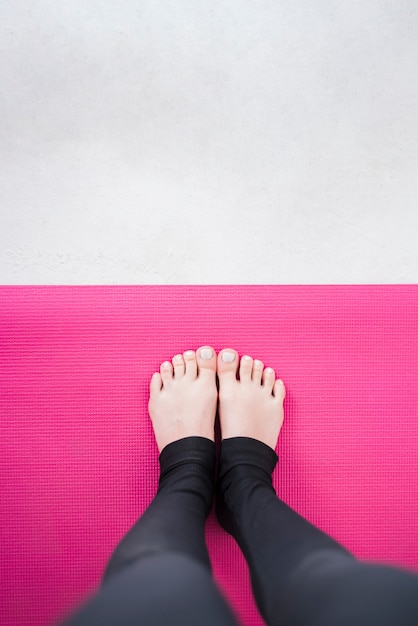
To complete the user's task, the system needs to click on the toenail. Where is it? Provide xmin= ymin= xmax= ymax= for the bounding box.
xmin=243 ymin=355 xmax=252 ymax=361
xmin=265 ymin=367 xmax=274 ymax=374
xmin=222 ymin=351 xmax=235 ymax=362
xmin=200 ymin=348 xmax=213 ymax=360
xmin=173 ymin=355 xmax=183 ymax=363
xmin=184 ymin=351 xmax=194 ymax=358
xmin=163 ymin=361 xmax=171 ymax=368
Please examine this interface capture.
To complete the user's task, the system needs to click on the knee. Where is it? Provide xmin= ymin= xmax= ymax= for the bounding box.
xmin=70 ymin=554 xmax=240 ymax=626
xmin=281 ymin=558 xmax=418 ymax=626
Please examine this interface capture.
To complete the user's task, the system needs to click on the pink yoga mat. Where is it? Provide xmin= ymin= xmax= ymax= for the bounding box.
xmin=1 ymin=286 xmax=417 ymax=626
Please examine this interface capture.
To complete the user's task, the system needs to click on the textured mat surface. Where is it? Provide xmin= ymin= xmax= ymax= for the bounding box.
xmin=1 ymin=285 xmax=417 ymax=626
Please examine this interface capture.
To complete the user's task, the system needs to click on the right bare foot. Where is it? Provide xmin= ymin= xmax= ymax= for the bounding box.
xmin=217 ymin=349 xmax=286 ymax=451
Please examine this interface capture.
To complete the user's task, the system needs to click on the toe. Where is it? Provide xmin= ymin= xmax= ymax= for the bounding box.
xmin=196 ymin=346 xmax=217 ymax=376
xmin=150 ymin=372 xmax=162 ymax=395
xmin=273 ymin=378 xmax=286 ymax=400
xmin=239 ymin=355 xmax=253 ymax=382
xmin=252 ymin=359 xmax=264 ymax=384
xmin=172 ymin=353 xmax=185 ymax=378
xmin=262 ymin=366 xmax=276 ymax=392
xmin=183 ymin=350 xmax=198 ymax=378
xmin=217 ymin=348 xmax=239 ymax=379
xmin=160 ymin=360 xmax=174 ymax=386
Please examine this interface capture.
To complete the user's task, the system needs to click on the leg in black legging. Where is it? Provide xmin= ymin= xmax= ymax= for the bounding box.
xmin=61 ymin=436 xmax=240 ymax=626
xmin=217 ymin=436 xmax=418 ymax=626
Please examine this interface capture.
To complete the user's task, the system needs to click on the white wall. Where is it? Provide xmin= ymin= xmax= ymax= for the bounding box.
xmin=1 ymin=1 xmax=417 ymax=284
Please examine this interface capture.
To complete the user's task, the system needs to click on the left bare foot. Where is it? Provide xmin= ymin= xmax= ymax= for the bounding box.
xmin=148 ymin=346 xmax=218 ymax=453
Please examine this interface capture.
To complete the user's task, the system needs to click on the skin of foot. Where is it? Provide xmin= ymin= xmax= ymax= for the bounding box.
xmin=148 ymin=347 xmax=286 ymax=453
xmin=217 ymin=348 xmax=285 ymax=451
xmin=148 ymin=346 xmax=218 ymax=453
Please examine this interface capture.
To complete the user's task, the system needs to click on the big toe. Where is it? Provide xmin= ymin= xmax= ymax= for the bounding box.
xmin=196 ymin=346 xmax=217 ymax=376
xmin=217 ymin=348 xmax=239 ymax=379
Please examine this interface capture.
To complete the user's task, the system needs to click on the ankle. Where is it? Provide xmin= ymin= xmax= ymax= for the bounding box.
xmin=216 ymin=437 xmax=278 ymax=528
xmin=218 ymin=437 xmax=278 ymax=483
xmin=158 ymin=436 xmax=216 ymax=516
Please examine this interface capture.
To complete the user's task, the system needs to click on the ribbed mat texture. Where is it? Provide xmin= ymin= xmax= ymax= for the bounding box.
xmin=1 ymin=286 xmax=417 ymax=626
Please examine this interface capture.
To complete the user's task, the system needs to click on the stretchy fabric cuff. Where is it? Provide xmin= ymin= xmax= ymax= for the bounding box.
xmin=218 ymin=436 xmax=278 ymax=478
xmin=159 ymin=436 xmax=216 ymax=485
xmin=217 ymin=437 xmax=279 ymax=516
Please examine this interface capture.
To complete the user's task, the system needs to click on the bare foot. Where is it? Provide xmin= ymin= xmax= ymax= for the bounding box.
xmin=217 ymin=349 xmax=286 ymax=450
xmin=148 ymin=346 xmax=218 ymax=453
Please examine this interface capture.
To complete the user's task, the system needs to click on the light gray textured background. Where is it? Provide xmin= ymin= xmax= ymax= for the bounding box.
xmin=1 ymin=1 xmax=417 ymax=284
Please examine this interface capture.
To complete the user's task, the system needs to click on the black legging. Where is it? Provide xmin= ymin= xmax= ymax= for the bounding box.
xmin=61 ymin=436 xmax=418 ymax=626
